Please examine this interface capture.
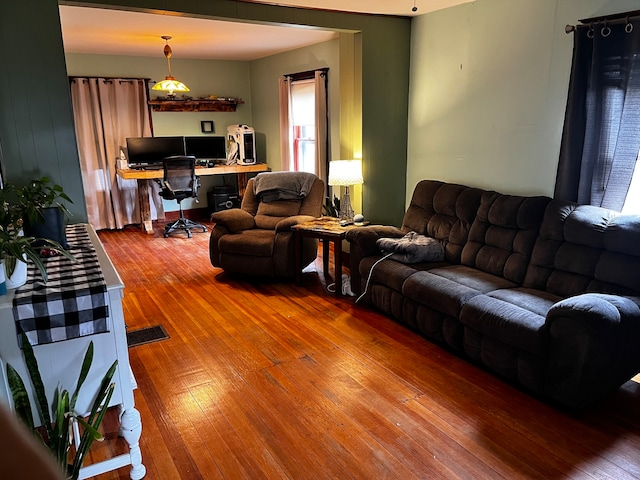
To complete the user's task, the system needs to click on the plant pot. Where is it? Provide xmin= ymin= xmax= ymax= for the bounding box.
xmin=5 ymin=257 xmax=27 ymax=289
xmin=23 ymin=207 xmax=68 ymax=249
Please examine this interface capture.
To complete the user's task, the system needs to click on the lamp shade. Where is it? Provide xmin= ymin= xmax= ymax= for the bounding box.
xmin=152 ymin=36 xmax=189 ymax=97
xmin=152 ymin=77 xmax=190 ymax=95
xmin=328 ymin=160 xmax=363 ymax=186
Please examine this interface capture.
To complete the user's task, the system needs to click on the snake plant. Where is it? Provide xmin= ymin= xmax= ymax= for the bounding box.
xmin=6 ymin=333 xmax=117 ymax=480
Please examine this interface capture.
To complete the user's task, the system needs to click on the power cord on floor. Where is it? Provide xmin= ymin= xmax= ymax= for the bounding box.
xmin=327 ymin=273 xmax=355 ymax=296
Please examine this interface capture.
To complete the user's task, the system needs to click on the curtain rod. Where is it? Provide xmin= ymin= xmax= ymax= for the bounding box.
xmin=69 ymin=76 xmax=151 ymax=81
xmin=283 ymin=67 xmax=328 ymax=80
xmin=566 ymin=10 xmax=640 ymax=33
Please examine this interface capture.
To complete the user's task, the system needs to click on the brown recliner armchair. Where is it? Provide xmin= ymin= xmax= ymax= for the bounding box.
xmin=209 ymin=172 xmax=324 ymax=277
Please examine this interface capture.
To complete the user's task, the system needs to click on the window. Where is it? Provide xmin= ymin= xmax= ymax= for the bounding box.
xmin=622 ymin=157 xmax=640 ymax=213
xmin=278 ymin=69 xmax=328 ymax=184
xmin=290 ymin=80 xmax=316 ymax=174
xmin=556 ymin=17 xmax=640 ymax=213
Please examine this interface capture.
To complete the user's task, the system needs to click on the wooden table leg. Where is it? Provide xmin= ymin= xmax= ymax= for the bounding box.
xmin=334 ymin=238 xmax=342 ymax=296
xmin=237 ymin=173 xmax=248 ymax=197
xmin=322 ymin=239 xmax=331 ymax=280
xmin=295 ymin=231 xmax=302 ymax=285
xmin=137 ymin=179 xmax=153 ymax=234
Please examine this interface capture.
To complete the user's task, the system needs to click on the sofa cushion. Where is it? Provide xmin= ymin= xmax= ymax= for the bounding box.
xmin=402 ymin=180 xmax=485 ymax=264
xmin=403 ymin=266 xmax=516 ymax=318
xmin=358 ymin=256 xmax=439 ymax=293
xmin=255 ymin=200 xmax=303 ymax=229
xmin=524 ymin=201 xmax=640 ymax=297
xmin=461 ymin=192 xmax=550 ymax=285
xmin=460 ymin=288 xmax=561 ymax=356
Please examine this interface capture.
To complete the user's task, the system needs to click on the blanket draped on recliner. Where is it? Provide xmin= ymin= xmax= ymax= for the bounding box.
xmin=253 ymin=171 xmax=317 ymax=202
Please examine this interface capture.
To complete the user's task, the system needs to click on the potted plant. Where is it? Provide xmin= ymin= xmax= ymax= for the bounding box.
xmin=18 ymin=176 xmax=73 ymax=248
xmin=0 ymin=182 xmax=73 ymax=287
xmin=323 ymin=196 xmax=340 ymax=218
xmin=6 ymin=333 xmax=117 ymax=480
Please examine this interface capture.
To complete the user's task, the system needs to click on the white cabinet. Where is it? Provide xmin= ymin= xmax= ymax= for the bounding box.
xmin=0 ymin=225 xmax=145 ymax=479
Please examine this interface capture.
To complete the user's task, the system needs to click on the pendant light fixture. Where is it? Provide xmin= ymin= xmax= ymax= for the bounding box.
xmin=152 ymin=35 xmax=189 ymax=98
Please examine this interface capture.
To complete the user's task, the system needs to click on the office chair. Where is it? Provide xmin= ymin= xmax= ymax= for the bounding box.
xmin=158 ymin=156 xmax=208 ymax=238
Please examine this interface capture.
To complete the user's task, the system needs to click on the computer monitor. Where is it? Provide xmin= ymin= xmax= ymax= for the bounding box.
xmin=184 ymin=136 xmax=227 ymax=160
xmin=126 ymin=136 xmax=186 ymax=166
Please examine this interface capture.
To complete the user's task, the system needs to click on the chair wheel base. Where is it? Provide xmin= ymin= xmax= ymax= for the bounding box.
xmin=163 ymin=217 xmax=207 ymax=238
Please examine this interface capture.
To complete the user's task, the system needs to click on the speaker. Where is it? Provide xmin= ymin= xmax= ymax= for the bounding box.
xmin=208 ymin=186 xmax=239 ymax=212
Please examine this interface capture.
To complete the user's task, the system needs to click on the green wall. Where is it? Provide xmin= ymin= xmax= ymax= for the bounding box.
xmin=407 ymin=0 xmax=640 ymax=204
xmin=66 ymin=53 xmax=253 ymax=138
xmin=1 ymin=1 xmax=86 ymax=221
xmin=1 ymin=0 xmax=411 ymax=226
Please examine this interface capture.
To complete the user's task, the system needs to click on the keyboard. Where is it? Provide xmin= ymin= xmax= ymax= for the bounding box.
xmin=129 ymin=164 xmax=163 ymax=170
xmin=196 ymin=158 xmax=227 ymax=167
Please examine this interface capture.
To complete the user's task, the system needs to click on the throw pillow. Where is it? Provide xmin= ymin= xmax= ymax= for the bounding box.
xmin=376 ymin=232 xmax=444 ymax=263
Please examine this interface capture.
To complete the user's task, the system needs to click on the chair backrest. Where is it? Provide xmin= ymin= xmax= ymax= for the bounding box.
xmin=162 ymin=156 xmax=198 ymax=197
xmin=240 ymin=175 xmax=324 ymax=230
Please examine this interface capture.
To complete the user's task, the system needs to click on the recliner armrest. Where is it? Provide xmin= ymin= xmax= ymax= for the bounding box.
xmin=275 ymin=215 xmax=317 ymax=232
xmin=210 ymin=208 xmax=255 ymax=232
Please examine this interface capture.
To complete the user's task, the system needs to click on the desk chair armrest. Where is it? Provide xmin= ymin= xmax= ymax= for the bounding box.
xmin=275 ymin=215 xmax=318 ymax=233
xmin=211 ymin=208 xmax=255 ymax=232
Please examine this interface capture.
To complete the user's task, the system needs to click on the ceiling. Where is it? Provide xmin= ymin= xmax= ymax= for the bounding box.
xmin=59 ymin=0 xmax=473 ymax=61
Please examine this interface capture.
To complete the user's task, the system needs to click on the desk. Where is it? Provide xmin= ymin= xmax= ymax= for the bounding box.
xmin=292 ymin=217 xmax=359 ymax=296
xmin=0 ymin=224 xmax=145 ymax=479
xmin=117 ymin=163 xmax=269 ymax=234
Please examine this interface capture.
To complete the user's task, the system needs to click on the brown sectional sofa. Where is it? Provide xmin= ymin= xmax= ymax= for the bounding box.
xmin=346 ymin=180 xmax=640 ymax=408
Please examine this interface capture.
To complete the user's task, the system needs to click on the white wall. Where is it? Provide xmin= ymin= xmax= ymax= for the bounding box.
xmin=407 ymin=0 xmax=640 ymax=203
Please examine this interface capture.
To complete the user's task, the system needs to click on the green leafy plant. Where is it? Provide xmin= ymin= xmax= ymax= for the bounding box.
xmin=323 ymin=196 xmax=340 ymax=218
xmin=6 ymin=333 xmax=117 ymax=480
xmin=17 ymin=176 xmax=73 ymax=226
xmin=0 ymin=180 xmax=73 ymax=280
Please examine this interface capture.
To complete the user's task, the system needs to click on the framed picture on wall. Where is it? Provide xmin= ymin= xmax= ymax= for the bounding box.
xmin=201 ymin=121 xmax=214 ymax=134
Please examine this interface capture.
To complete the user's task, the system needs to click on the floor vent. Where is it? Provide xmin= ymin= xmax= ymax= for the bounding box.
xmin=126 ymin=325 xmax=169 ymax=348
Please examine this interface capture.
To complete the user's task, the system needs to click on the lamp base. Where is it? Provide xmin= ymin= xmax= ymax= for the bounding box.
xmin=339 ymin=189 xmax=354 ymax=221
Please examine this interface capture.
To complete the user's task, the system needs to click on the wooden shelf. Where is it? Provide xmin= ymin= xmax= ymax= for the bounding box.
xmin=149 ymin=98 xmax=244 ymax=112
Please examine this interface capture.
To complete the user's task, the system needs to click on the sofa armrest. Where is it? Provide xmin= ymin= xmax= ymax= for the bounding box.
xmin=544 ymin=293 xmax=640 ymax=407
xmin=210 ymin=208 xmax=255 ymax=232
xmin=345 ymin=225 xmax=405 ymax=256
xmin=344 ymin=225 xmax=404 ymax=296
xmin=275 ymin=215 xmax=317 ymax=233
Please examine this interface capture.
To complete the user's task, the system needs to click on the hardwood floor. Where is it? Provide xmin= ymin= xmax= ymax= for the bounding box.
xmin=87 ymin=220 xmax=640 ymax=479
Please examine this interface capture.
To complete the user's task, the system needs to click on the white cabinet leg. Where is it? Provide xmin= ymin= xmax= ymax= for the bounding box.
xmin=120 ymin=408 xmax=146 ymax=479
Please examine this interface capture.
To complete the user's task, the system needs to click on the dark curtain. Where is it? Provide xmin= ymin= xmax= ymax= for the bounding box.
xmin=555 ymin=18 xmax=640 ymax=210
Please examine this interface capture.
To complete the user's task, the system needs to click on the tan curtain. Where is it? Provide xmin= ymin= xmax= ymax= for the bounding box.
xmin=70 ymin=78 xmax=162 ymax=230
xmin=314 ymin=70 xmax=328 ymax=185
xmin=278 ymin=76 xmax=293 ymax=171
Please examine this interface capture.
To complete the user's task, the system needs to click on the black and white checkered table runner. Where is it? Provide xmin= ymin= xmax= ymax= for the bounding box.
xmin=12 ymin=224 xmax=109 ymax=346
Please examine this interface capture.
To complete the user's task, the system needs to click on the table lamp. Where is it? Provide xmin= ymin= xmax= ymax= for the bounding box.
xmin=328 ymin=159 xmax=364 ymax=220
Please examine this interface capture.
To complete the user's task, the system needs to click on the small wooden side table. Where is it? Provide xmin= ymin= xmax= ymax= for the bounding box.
xmin=292 ymin=217 xmax=359 ymax=295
